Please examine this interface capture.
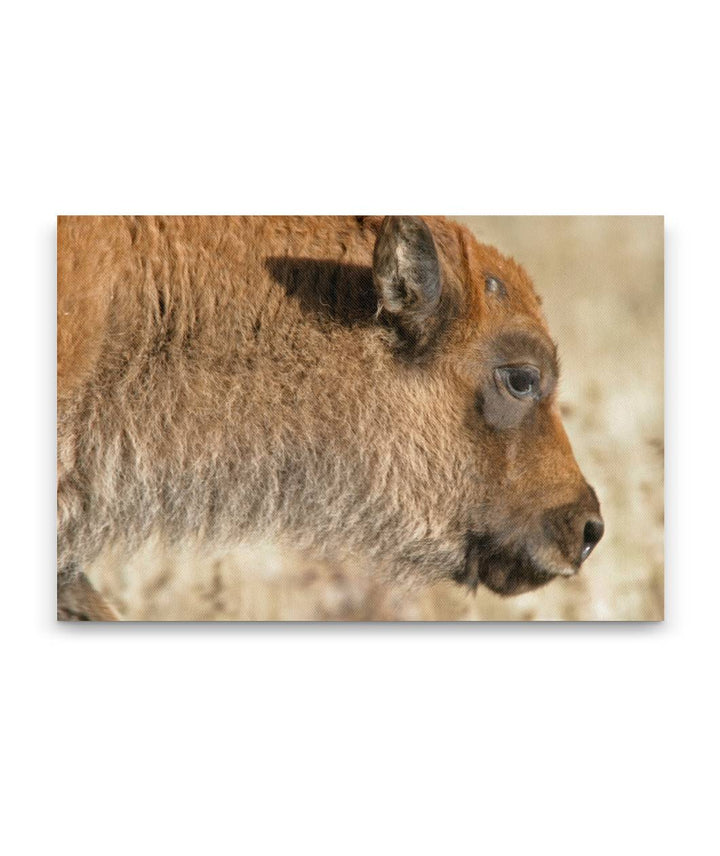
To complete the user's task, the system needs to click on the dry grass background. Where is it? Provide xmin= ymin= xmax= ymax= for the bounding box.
xmin=87 ymin=216 xmax=664 ymax=621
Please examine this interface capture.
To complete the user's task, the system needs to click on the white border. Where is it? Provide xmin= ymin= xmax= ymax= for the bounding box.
xmin=3 ymin=2 xmax=716 ymax=853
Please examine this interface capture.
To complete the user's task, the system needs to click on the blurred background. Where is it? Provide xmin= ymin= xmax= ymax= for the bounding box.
xmin=87 ymin=216 xmax=664 ymax=621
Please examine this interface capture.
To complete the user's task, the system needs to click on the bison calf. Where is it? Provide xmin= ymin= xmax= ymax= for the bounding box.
xmin=57 ymin=215 xmax=603 ymax=619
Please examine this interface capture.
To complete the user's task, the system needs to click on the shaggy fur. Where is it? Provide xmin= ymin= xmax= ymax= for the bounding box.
xmin=57 ymin=215 xmax=601 ymax=618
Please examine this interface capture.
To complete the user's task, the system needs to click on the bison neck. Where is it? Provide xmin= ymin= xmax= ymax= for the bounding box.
xmin=57 ymin=216 xmax=470 ymax=582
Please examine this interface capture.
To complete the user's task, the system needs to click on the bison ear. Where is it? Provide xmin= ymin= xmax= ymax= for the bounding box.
xmin=372 ymin=216 xmax=444 ymax=351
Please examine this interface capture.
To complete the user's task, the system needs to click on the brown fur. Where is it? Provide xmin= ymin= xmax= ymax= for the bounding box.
xmin=57 ymin=215 xmax=601 ymax=618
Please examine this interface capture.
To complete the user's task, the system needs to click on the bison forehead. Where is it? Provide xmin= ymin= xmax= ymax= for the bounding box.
xmin=433 ymin=220 xmax=544 ymax=325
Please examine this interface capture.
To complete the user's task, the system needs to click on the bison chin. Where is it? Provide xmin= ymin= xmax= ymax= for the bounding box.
xmin=455 ymin=534 xmax=557 ymax=597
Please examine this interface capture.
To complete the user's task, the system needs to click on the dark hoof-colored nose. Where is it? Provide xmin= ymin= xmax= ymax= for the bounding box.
xmin=581 ymin=516 xmax=605 ymax=563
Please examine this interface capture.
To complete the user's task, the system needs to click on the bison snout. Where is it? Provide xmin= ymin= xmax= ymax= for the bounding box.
xmin=542 ymin=487 xmax=604 ymax=570
xmin=459 ymin=488 xmax=605 ymax=596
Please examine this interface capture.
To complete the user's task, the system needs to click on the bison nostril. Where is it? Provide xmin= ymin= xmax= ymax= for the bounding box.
xmin=581 ymin=516 xmax=605 ymax=562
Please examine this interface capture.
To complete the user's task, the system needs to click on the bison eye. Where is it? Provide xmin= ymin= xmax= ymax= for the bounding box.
xmin=496 ymin=366 xmax=541 ymax=400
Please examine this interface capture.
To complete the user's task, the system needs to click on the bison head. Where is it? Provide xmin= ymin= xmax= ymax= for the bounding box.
xmin=370 ymin=216 xmax=603 ymax=596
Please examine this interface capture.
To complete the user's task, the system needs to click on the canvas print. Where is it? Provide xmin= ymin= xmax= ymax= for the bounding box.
xmin=57 ymin=215 xmax=663 ymax=621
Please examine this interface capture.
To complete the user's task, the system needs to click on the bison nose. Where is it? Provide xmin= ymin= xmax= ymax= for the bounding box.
xmin=581 ymin=515 xmax=605 ymax=563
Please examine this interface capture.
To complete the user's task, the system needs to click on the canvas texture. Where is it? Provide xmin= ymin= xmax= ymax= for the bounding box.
xmin=57 ymin=216 xmax=664 ymax=621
